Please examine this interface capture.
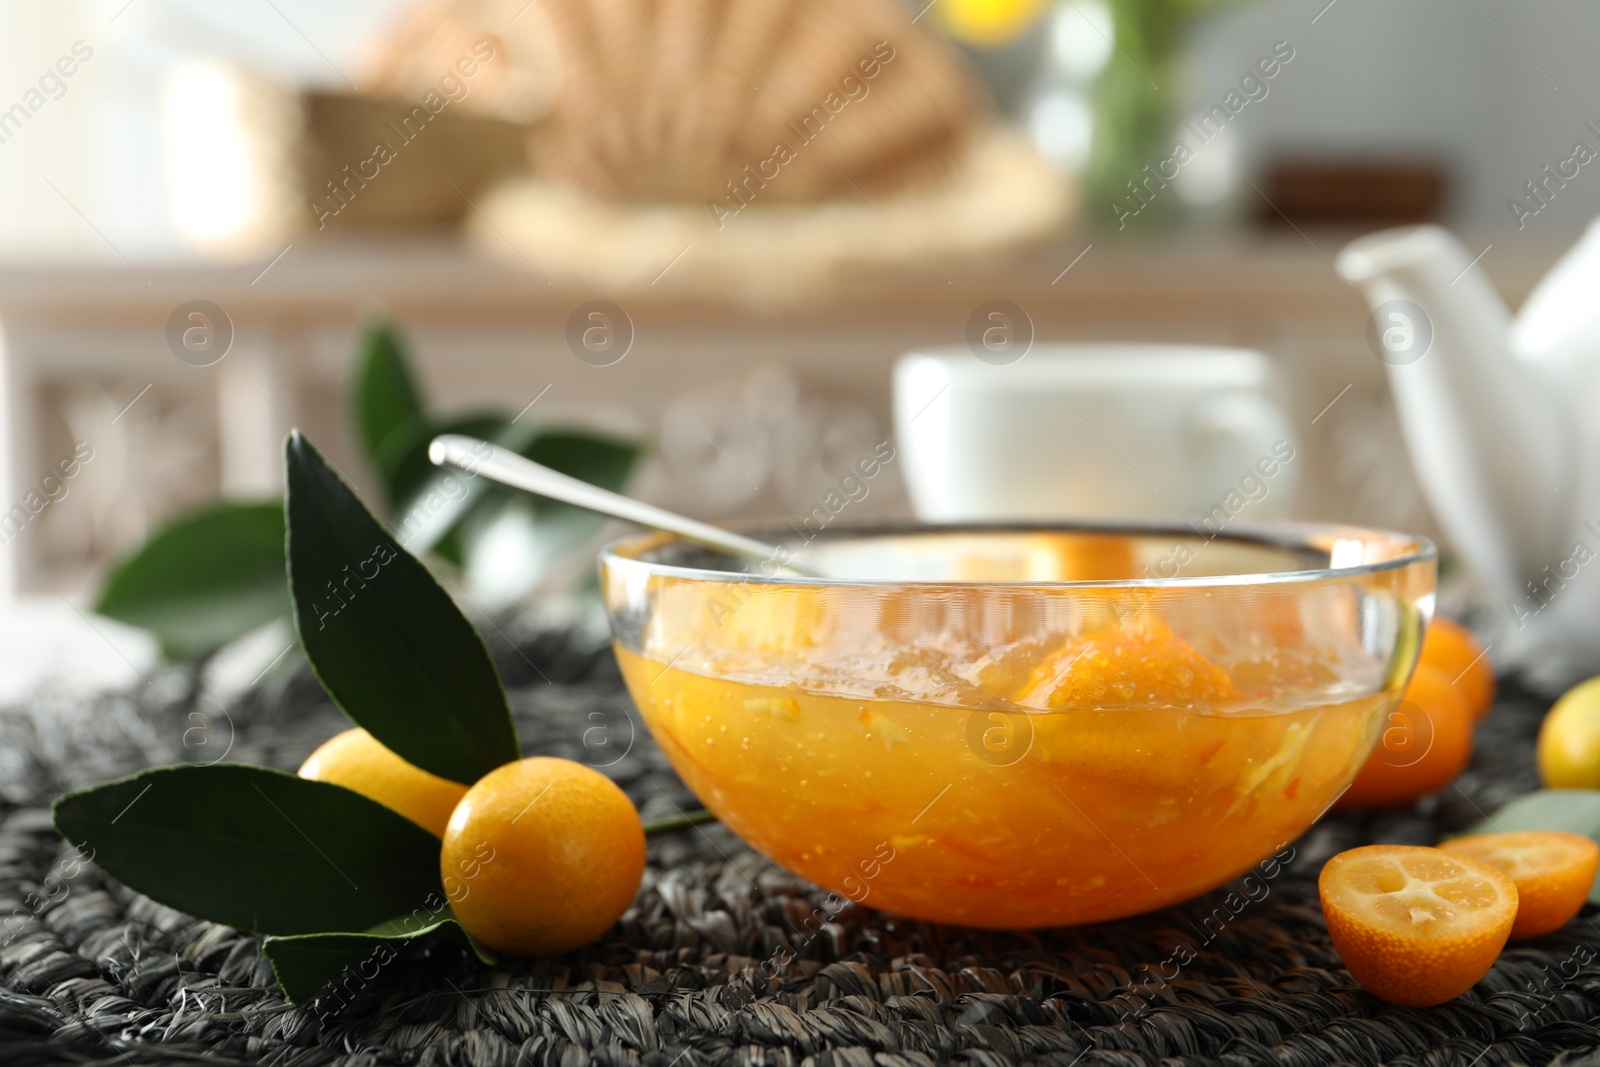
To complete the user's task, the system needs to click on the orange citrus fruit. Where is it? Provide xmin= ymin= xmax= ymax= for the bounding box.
xmin=298 ymin=727 xmax=467 ymax=837
xmin=1440 ymin=831 xmax=1598 ymax=940
xmin=441 ymin=757 xmax=645 ymax=956
xmin=1023 ymin=534 xmax=1137 ymax=581
xmin=1319 ymin=844 xmax=1517 ymax=1006
xmin=1019 ymin=622 xmax=1240 ymax=791
xmin=1419 ymin=618 xmax=1494 ymax=721
xmin=1015 ymin=621 xmax=1237 ymax=711
xmin=1537 ymin=676 xmax=1600 ymax=788
xmin=1337 ymin=663 xmax=1473 ymax=810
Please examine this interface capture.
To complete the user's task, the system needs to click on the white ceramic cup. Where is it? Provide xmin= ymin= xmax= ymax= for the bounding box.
xmin=894 ymin=344 xmax=1298 ymax=523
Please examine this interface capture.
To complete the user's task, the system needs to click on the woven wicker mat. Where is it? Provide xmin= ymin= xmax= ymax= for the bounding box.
xmin=3 ymin=625 xmax=1599 ymax=1067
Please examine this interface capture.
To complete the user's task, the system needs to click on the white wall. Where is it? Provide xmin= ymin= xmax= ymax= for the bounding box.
xmin=0 ymin=5 xmax=102 ymax=258
xmin=1189 ymin=0 xmax=1600 ymax=233
xmin=0 ymin=0 xmax=405 ymax=262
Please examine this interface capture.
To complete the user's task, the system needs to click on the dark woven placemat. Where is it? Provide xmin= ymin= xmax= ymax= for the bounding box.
xmin=2 ymin=625 xmax=1599 ymax=1067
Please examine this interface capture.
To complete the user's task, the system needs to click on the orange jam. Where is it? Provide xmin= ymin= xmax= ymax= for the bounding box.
xmin=617 ymin=620 xmax=1387 ymax=928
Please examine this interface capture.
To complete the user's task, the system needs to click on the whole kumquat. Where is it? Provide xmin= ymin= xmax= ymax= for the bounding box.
xmin=1440 ymin=830 xmax=1598 ymax=940
xmin=1337 ymin=663 xmax=1473 ymax=810
xmin=1419 ymin=617 xmax=1494 ymax=721
xmin=442 ymin=757 xmax=645 ymax=957
xmin=1537 ymin=676 xmax=1600 ymax=789
xmin=1319 ymin=844 xmax=1517 ymax=1007
xmin=298 ymin=727 xmax=467 ymax=837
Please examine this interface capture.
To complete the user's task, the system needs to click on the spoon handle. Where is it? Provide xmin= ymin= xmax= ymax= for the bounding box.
xmin=428 ymin=434 xmax=801 ymax=572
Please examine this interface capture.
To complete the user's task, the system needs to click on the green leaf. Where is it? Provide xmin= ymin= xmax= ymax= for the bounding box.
xmin=382 ymin=413 xmax=509 ymax=561
xmin=1459 ymin=789 xmax=1600 ymax=902
xmin=380 ymin=412 xmax=507 ymax=523
xmin=352 ymin=321 xmax=426 ymax=502
xmin=523 ymin=429 xmax=640 ymax=500
xmin=94 ymin=501 xmax=289 ymax=659
xmin=455 ymin=427 xmax=642 ymax=558
xmin=285 ymin=431 xmax=519 ymax=784
xmin=451 ymin=427 xmax=642 ymax=602
xmin=395 ymin=422 xmax=640 ymax=569
xmin=519 ymin=428 xmax=641 ymax=546
xmin=263 ymin=908 xmax=494 ymax=1003
xmin=52 ymin=764 xmax=443 ymax=935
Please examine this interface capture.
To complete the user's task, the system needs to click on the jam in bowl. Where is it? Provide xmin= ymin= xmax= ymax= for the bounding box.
xmin=601 ymin=523 xmax=1435 ymax=928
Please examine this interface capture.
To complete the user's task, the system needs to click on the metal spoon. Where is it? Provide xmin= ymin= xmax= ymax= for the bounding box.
xmin=428 ymin=434 xmax=818 ymax=575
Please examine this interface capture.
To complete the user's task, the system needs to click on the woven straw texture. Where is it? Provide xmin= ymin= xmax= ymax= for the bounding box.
xmin=1 ymin=627 xmax=1597 ymax=1067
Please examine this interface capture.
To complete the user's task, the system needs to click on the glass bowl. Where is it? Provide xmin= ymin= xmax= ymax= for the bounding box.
xmin=600 ymin=522 xmax=1435 ymax=928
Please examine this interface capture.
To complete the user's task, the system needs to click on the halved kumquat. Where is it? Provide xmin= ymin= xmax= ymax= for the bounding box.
xmin=1440 ymin=830 xmax=1598 ymax=940
xmin=1319 ymin=844 xmax=1517 ymax=1007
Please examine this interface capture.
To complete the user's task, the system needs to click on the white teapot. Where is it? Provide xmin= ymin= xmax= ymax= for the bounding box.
xmin=1338 ymin=220 xmax=1600 ymax=685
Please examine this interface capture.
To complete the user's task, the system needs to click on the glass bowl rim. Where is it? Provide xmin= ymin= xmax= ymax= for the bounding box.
xmin=598 ymin=519 xmax=1437 ymax=590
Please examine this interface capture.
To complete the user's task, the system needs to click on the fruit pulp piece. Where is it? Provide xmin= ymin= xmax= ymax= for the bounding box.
xmin=1012 ymin=621 xmax=1238 ymax=712
xmin=1319 ymin=844 xmax=1517 ymax=1007
xmin=1439 ymin=830 xmax=1599 ymax=940
xmin=1022 ymin=534 xmax=1138 ymax=580
xmin=618 ymin=645 xmax=1386 ymax=928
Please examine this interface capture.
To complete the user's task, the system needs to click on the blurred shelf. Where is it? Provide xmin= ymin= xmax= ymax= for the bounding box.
xmin=0 ymin=229 xmax=1557 ymax=322
xmin=0 ymin=227 xmax=1577 ymax=599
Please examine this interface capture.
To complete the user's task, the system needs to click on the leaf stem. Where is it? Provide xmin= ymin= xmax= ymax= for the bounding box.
xmin=642 ymin=809 xmax=718 ymax=836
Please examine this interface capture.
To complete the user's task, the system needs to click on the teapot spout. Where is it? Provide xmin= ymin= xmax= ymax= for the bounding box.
xmin=1337 ymin=225 xmax=1572 ymax=601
